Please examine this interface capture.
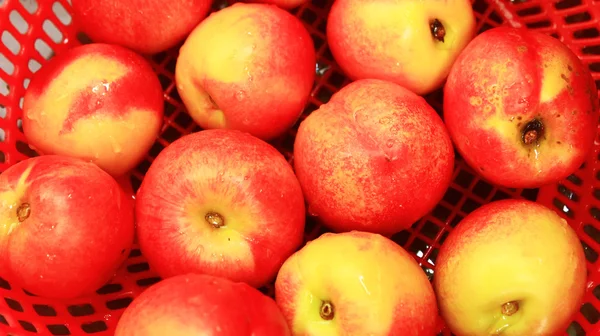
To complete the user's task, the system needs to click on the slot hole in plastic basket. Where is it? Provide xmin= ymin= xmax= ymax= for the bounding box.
xmin=564 ymin=11 xmax=592 ymax=25
xmin=67 ymin=304 xmax=95 ymax=317
xmin=555 ymin=0 xmax=582 ymax=10
xmin=42 ymin=19 xmax=62 ymax=44
xmin=2 ymin=30 xmax=20 ymax=55
xmin=105 ymin=297 xmax=132 ymax=311
xmin=96 ymin=283 xmax=122 ymax=295
xmin=33 ymin=304 xmax=57 ymax=317
xmin=51 ymin=1 xmax=71 ymax=26
xmin=581 ymin=302 xmax=600 ymax=324
xmin=81 ymin=321 xmax=108 ymax=333
xmin=47 ymin=324 xmax=70 ymax=335
xmin=5 ymin=297 xmax=23 ymax=312
xmin=567 ymin=321 xmax=586 ymax=336
xmin=18 ymin=320 xmax=36 ymax=332
xmin=9 ymin=9 xmax=28 ymax=35
xmin=574 ymin=27 xmax=600 ymax=39
xmin=34 ymin=38 xmax=54 ymax=60
xmin=0 ymin=52 xmax=15 ymax=75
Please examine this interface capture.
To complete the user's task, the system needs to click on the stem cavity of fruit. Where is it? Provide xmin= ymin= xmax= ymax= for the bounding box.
xmin=430 ymin=19 xmax=446 ymax=43
xmin=205 ymin=212 xmax=225 ymax=228
xmin=320 ymin=301 xmax=335 ymax=320
xmin=521 ymin=119 xmax=544 ymax=145
xmin=501 ymin=301 xmax=519 ymax=316
xmin=16 ymin=203 xmax=31 ymax=222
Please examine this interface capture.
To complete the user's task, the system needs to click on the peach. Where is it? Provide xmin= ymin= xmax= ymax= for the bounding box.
xmin=275 ymin=231 xmax=438 ymax=335
xmin=444 ymin=27 xmax=599 ymax=188
xmin=0 ymin=155 xmax=134 ymax=299
xmin=22 ymin=43 xmax=164 ymax=177
xmin=135 ymin=129 xmax=306 ymax=288
xmin=294 ymin=79 xmax=454 ymax=236
xmin=115 ymin=274 xmax=291 ymax=336
xmin=175 ymin=3 xmax=316 ymax=141
xmin=71 ymin=0 xmax=214 ymax=54
xmin=434 ymin=199 xmax=587 ymax=335
xmin=327 ymin=0 xmax=476 ymax=95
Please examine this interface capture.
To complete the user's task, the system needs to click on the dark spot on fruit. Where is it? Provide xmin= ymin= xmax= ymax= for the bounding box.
xmin=561 ymin=74 xmax=568 ymax=82
xmin=121 ymin=249 xmax=125 ymax=254
xmin=556 ymin=114 xmax=561 ymax=118
xmin=544 ymin=64 xmax=549 ymax=68
xmin=572 ymin=110 xmax=577 ymax=115
xmin=517 ymin=122 xmax=522 ymax=127
xmin=517 ymin=116 xmax=522 ymax=120
xmin=429 ymin=19 xmax=446 ymax=42
xmin=557 ymin=141 xmax=562 ymax=144
xmin=521 ymin=119 xmax=544 ymax=146
xmin=568 ymin=65 xmax=573 ymax=72
xmin=228 ymin=238 xmax=231 ymax=241
xmin=479 ymin=167 xmax=485 ymax=171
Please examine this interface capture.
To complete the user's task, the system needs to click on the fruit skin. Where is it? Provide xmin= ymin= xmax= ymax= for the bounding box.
xmin=275 ymin=231 xmax=438 ymax=336
xmin=115 ymin=273 xmax=291 ymax=336
xmin=444 ymin=27 xmax=599 ymax=189
xmin=135 ymin=129 xmax=306 ymax=288
xmin=327 ymin=0 xmax=476 ymax=96
xmin=294 ymin=79 xmax=454 ymax=236
xmin=175 ymin=3 xmax=316 ymax=141
xmin=0 ymin=155 xmax=135 ymax=299
xmin=71 ymin=0 xmax=213 ymax=54
xmin=22 ymin=43 xmax=164 ymax=178
xmin=434 ymin=199 xmax=587 ymax=336
xmin=243 ymin=0 xmax=308 ymax=10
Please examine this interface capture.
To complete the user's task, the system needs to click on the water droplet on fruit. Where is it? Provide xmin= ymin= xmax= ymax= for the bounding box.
xmin=235 ymin=91 xmax=246 ymax=101
xmin=103 ymin=314 xmax=112 ymax=321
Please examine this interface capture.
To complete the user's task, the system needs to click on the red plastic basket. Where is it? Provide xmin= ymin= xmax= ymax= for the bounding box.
xmin=1 ymin=0 xmax=600 ymax=335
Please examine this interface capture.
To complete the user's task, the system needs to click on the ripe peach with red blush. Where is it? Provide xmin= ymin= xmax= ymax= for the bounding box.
xmin=444 ymin=27 xmax=599 ymax=188
xmin=71 ymin=0 xmax=214 ymax=54
xmin=0 ymin=155 xmax=135 ymax=299
xmin=175 ymin=3 xmax=316 ymax=141
xmin=22 ymin=43 xmax=164 ymax=177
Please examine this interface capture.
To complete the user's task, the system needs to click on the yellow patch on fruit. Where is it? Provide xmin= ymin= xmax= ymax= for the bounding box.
xmin=483 ymin=114 xmax=573 ymax=172
xmin=26 ymin=55 xmax=128 ymax=130
xmin=357 ymin=0 xmax=475 ymax=94
xmin=178 ymin=5 xmax=263 ymax=84
xmin=287 ymin=233 xmax=427 ymax=335
xmin=436 ymin=207 xmax=584 ymax=335
xmin=0 ymin=165 xmax=33 ymax=242
xmin=176 ymin=160 xmax=257 ymax=271
xmin=539 ymin=52 xmax=573 ymax=103
xmin=132 ymin=319 xmax=199 ymax=336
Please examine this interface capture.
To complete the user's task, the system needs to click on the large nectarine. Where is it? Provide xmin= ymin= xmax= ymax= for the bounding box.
xmin=294 ymin=79 xmax=454 ymax=236
xmin=175 ymin=3 xmax=316 ymax=141
xmin=444 ymin=27 xmax=599 ymax=188
xmin=0 ymin=155 xmax=135 ymax=299
xmin=22 ymin=43 xmax=164 ymax=177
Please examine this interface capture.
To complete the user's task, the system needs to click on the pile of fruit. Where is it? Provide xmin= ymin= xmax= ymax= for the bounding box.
xmin=0 ymin=0 xmax=597 ymax=335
